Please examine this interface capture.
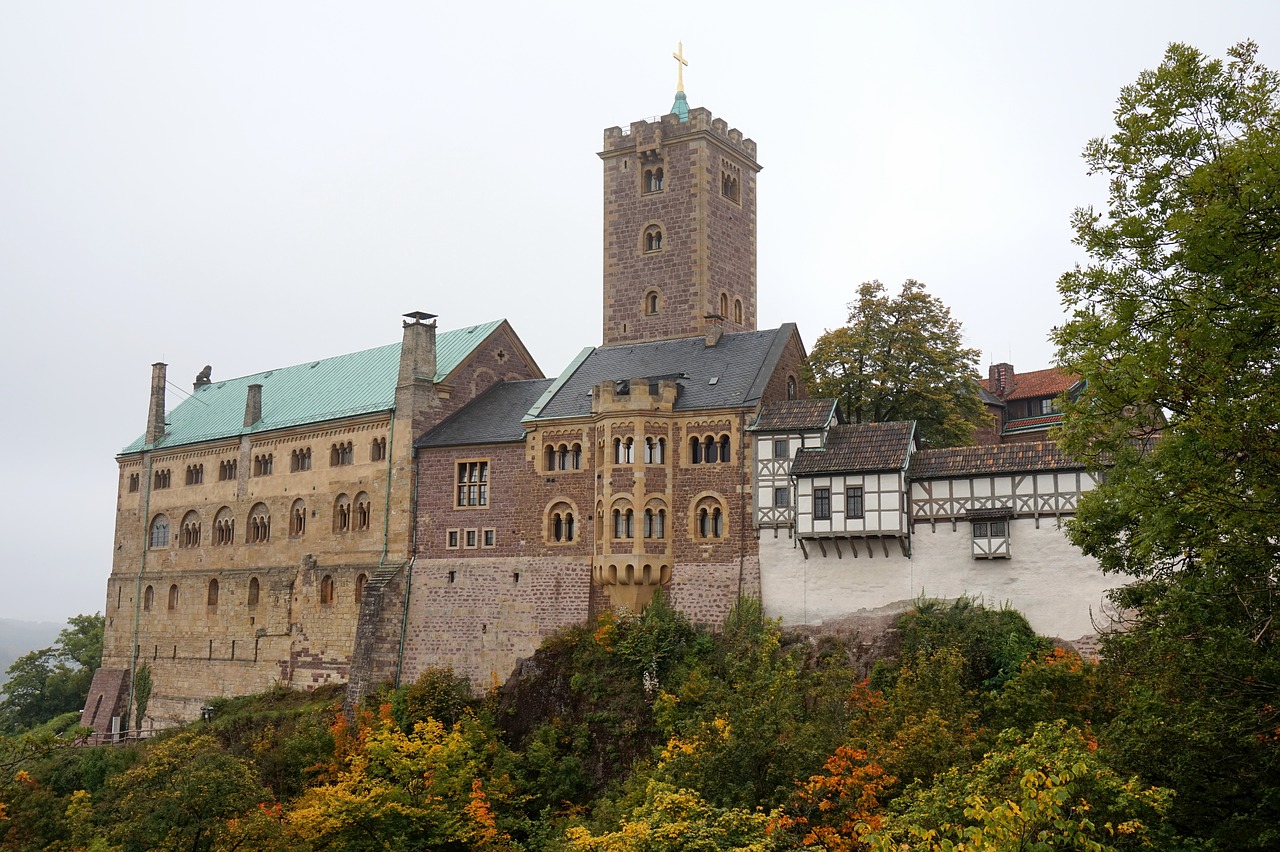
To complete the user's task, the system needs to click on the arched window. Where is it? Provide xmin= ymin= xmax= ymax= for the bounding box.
xmin=719 ymin=435 xmax=731 ymax=463
xmin=557 ymin=444 xmax=569 ymax=470
xmin=645 ymin=437 xmax=666 ymax=464
xmin=704 ymin=436 xmax=718 ymax=463
xmin=694 ymin=497 xmax=727 ymax=539
xmin=571 ymin=443 xmax=582 ymax=469
xmin=545 ymin=445 xmax=556 ymax=471
xmin=214 ymin=506 xmax=234 ymax=546
xmin=248 ymin=503 xmax=270 ymax=543
xmin=180 ymin=510 xmax=201 ymax=548
xmin=207 ymin=579 xmax=219 ymax=607
xmin=319 ymin=574 xmax=335 ymax=605
xmin=644 ymin=167 xmax=664 ymax=193
xmin=334 ymin=494 xmax=351 ymax=533
xmin=720 ymin=292 xmax=729 ymax=317
xmin=645 ymin=291 xmax=660 ymax=315
xmin=613 ymin=508 xmax=622 ymax=539
xmin=689 ymin=437 xmax=702 ymax=464
xmin=149 ymin=514 xmax=169 ymax=549
xmin=354 ymin=492 xmax=371 ymax=531
xmin=355 ymin=573 xmax=368 ymax=605
xmin=330 ymin=441 xmax=353 ymax=466
xmin=247 ymin=577 xmax=260 ymax=606
xmin=643 ymin=225 xmax=663 ymax=252
xmin=167 ymin=584 xmax=179 ymax=610
xmin=698 ymin=507 xmax=710 ymax=538
xmin=143 ymin=585 xmax=154 ymax=611
xmin=787 ymin=376 xmax=797 ymax=400
xmin=735 ymin=299 xmax=743 ymax=324
xmin=612 ymin=507 xmax=634 ymax=539
xmin=370 ymin=437 xmax=387 ymax=462
xmin=290 ymin=499 xmax=306 ymax=536
xmin=713 ymin=507 xmax=724 ymax=537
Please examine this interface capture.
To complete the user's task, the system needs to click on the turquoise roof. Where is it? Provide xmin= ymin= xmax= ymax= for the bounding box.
xmin=670 ymin=90 xmax=689 ymax=122
xmin=122 ymin=320 xmax=505 ymax=454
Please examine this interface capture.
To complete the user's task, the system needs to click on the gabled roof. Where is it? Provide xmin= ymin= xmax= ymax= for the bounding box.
xmin=122 ymin=320 xmax=506 ymax=454
xmin=983 ymin=366 xmax=1078 ymax=401
xmin=791 ymin=421 xmax=915 ymax=476
xmin=909 ymin=441 xmax=1083 ymax=479
xmin=417 ymin=379 xmax=555 ymax=448
xmin=749 ymin=398 xmax=841 ymax=432
xmin=528 ymin=325 xmax=800 ymax=421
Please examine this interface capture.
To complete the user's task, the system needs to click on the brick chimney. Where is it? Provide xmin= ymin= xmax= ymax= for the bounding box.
xmin=145 ymin=362 xmax=167 ymax=446
xmin=243 ymin=384 xmax=263 ymax=427
xmin=704 ymin=313 xmax=724 ymax=348
xmin=989 ymin=363 xmax=1013 ymax=399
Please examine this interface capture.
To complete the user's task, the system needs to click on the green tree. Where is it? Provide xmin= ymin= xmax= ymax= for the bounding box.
xmin=0 ymin=613 xmax=104 ymax=733
xmin=805 ymin=279 xmax=989 ymax=447
xmin=1053 ymin=40 xmax=1280 ymax=847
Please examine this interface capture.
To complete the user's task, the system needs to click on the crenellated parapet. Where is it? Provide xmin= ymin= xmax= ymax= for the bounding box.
xmin=601 ymin=107 xmax=758 ymax=165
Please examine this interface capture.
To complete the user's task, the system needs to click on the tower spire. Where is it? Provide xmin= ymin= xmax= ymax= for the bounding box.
xmin=670 ymin=41 xmax=689 ymax=122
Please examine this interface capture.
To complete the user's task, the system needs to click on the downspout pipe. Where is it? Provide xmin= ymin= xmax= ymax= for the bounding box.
xmin=395 ymin=444 xmax=418 ymax=688
xmin=737 ymin=411 xmax=747 ymax=599
xmin=125 ymin=452 xmax=154 ymax=736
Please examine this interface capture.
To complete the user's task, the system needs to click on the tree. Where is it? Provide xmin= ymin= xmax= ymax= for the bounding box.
xmin=1052 ymin=40 xmax=1280 ymax=846
xmin=0 ymin=613 xmax=104 ymax=733
xmin=805 ymin=280 xmax=989 ymax=447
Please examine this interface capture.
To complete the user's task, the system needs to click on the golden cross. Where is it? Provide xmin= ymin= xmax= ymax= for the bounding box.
xmin=672 ymin=41 xmax=688 ymax=93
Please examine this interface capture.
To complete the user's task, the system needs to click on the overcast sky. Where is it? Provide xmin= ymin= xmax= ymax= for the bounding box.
xmin=1 ymin=2 xmax=1274 ymax=625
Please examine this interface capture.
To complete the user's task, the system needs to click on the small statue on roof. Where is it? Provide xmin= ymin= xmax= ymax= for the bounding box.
xmin=194 ymin=365 xmax=212 ymax=388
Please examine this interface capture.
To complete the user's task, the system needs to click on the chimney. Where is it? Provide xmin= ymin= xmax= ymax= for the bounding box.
xmin=704 ymin=313 xmax=724 ymax=348
xmin=989 ymin=363 xmax=1013 ymax=398
xmin=145 ymin=362 xmax=167 ymax=446
xmin=395 ymin=311 xmax=440 ymax=432
xmin=244 ymin=384 xmax=263 ymax=427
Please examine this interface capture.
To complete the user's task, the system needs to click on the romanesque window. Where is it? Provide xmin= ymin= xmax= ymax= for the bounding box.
xmin=643 ymin=225 xmax=663 ymax=253
xmin=721 ymin=168 xmax=740 ymax=202
xmin=154 ymin=469 xmax=171 ymax=490
xmin=219 ymin=459 xmax=237 ymax=481
xmin=354 ymin=492 xmax=371 ymax=531
xmin=644 ymin=437 xmax=666 ymax=464
xmin=330 ymin=442 xmax=354 ymax=466
xmin=643 ymin=166 xmax=664 ymax=193
xmin=720 ymin=292 xmax=729 ymax=317
xmin=786 ymin=376 xmax=797 ymax=400
xmin=179 ymin=511 xmax=201 ymax=548
xmin=545 ymin=442 xmax=582 ymax=471
xmin=370 ymin=436 xmax=387 ymax=462
xmin=689 ymin=437 xmax=702 ymax=464
xmin=456 ymin=461 xmax=488 ymax=507
xmin=168 ymin=584 xmax=178 ymax=610
xmin=614 ymin=437 xmax=634 ymax=464
xmin=734 ymin=299 xmax=743 ymax=325
xmin=247 ymin=576 xmax=260 ymax=606
xmin=253 ymin=454 xmax=273 ymax=476
xmin=334 ymin=494 xmax=352 ymax=532
xmin=143 ymin=585 xmax=154 ymax=611
xmin=688 ymin=433 xmax=731 ymax=465
xmin=207 ymin=579 xmax=219 ymax=607
xmin=613 ymin=507 xmax=635 ymax=539
xmin=213 ymin=507 xmax=234 ymax=546
xmin=696 ymin=504 xmax=725 ymax=539
xmin=645 ymin=290 xmax=660 ymax=315
xmin=290 ymin=499 xmax=306 ymax=536
xmin=644 ymin=507 xmax=667 ymax=539
xmin=185 ymin=464 xmax=204 ymax=485
xmin=248 ymin=503 xmax=270 ymax=543
xmin=719 ymin=435 xmax=731 ymax=462
xmin=291 ymin=447 xmax=312 ymax=472
xmin=355 ymin=573 xmax=368 ymax=605
xmin=149 ymin=514 xmax=169 ymax=548
xmin=548 ymin=502 xmax=576 ymax=543
xmin=813 ymin=488 xmax=831 ymax=521
xmin=128 ymin=473 xmax=140 ymax=492
xmin=320 ymin=574 xmax=335 ymax=605
xmin=774 ymin=488 xmax=790 ymax=508
xmin=846 ymin=487 xmax=864 ymax=519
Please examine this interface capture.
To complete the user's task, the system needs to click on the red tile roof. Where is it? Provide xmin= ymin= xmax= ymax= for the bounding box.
xmin=750 ymin=399 xmax=841 ymax=432
xmin=909 ymin=441 xmax=1084 ymax=478
xmin=791 ymin=421 xmax=915 ymax=475
xmin=983 ymin=366 xmax=1078 ymax=401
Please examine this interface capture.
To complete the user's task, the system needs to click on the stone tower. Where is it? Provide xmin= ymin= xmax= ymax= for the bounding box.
xmin=599 ymin=85 xmax=761 ymax=347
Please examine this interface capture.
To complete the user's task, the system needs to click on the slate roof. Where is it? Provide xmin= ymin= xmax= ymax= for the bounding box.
xmin=122 ymin=320 xmax=505 ymax=453
xmin=417 ymin=379 xmax=555 ymax=448
xmin=983 ymin=366 xmax=1078 ymax=401
xmin=749 ymin=398 xmax=841 ymax=432
xmin=791 ymin=421 xmax=916 ymax=476
xmin=527 ymin=325 xmax=799 ymax=421
xmin=909 ymin=441 xmax=1083 ymax=479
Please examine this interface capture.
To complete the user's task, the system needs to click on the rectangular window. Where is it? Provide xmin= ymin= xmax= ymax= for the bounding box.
xmin=813 ymin=488 xmax=831 ymax=520
xmin=845 ymin=486 xmax=864 ymax=519
xmin=456 ymin=461 xmax=489 ymax=507
xmin=773 ymin=487 xmax=790 ymax=508
xmin=990 ymin=520 xmax=1007 ymax=537
xmin=773 ymin=438 xmax=788 ymax=459
xmin=972 ymin=522 xmax=988 ymax=537
xmin=1040 ymin=398 xmax=1059 ymax=415
xmin=465 ymin=529 xmax=477 ymax=548
xmin=447 ymin=530 xmax=459 ymax=549
xmin=483 ymin=529 xmax=495 ymax=547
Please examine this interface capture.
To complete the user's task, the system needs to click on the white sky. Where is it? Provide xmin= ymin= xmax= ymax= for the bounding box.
xmin=0 ymin=2 xmax=1274 ymax=624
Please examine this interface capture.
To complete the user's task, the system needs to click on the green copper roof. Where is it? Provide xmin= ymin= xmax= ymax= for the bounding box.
xmin=121 ymin=319 xmax=505 ymax=454
xmin=670 ymin=90 xmax=689 ymax=122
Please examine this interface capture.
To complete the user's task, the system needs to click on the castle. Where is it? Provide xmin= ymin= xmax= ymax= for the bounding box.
xmin=82 ymin=78 xmax=1116 ymax=736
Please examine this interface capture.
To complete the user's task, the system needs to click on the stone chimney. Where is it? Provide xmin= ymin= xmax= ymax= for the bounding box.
xmin=395 ymin=311 xmax=440 ymax=434
xmin=704 ymin=313 xmax=724 ymax=348
xmin=244 ymin=384 xmax=263 ymax=427
xmin=145 ymin=362 xmax=167 ymax=447
xmin=989 ymin=363 xmax=1013 ymax=398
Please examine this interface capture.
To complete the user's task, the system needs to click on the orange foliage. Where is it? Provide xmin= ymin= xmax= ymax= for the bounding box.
xmin=780 ymin=745 xmax=896 ymax=851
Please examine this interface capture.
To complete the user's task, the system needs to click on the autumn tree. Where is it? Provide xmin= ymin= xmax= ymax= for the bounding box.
xmin=1053 ymin=40 xmax=1280 ymax=846
xmin=805 ymin=280 xmax=989 ymax=447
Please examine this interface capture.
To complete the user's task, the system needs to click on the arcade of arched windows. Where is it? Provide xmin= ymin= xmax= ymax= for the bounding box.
xmin=179 ymin=511 xmax=201 ymax=548
xmin=611 ymin=435 xmax=668 ymax=465
xmin=214 ymin=507 xmax=234 ymax=546
xmin=354 ymin=492 xmax=371 ymax=531
xmin=687 ymin=433 xmax=732 ymax=465
xmin=546 ymin=500 xmax=577 ymax=544
xmin=692 ymin=495 xmax=727 ymax=540
xmin=290 ymin=447 xmax=312 ymax=472
xmin=290 ymin=499 xmax=306 ymax=536
xmin=248 ymin=503 xmax=270 ymax=543
xmin=334 ymin=494 xmax=352 ymax=533
xmin=544 ymin=441 xmax=583 ymax=472
xmin=330 ymin=441 xmax=354 ymax=467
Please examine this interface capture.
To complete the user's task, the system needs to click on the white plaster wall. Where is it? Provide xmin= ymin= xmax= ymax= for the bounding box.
xmin=759 ymin=519 xmax=1119 ymax=641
